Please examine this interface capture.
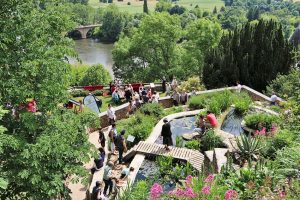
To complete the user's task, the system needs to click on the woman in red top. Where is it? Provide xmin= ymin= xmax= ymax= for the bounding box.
xmin=205 ymin=111 xmax=218 ymax=128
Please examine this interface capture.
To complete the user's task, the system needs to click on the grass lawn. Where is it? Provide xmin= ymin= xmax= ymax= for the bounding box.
xmin=89 ymin=0 xmax=224 ymax=14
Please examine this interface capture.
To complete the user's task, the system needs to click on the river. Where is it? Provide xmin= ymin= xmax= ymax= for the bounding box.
xmin=70 ymin=39 xmax=114 ymax=77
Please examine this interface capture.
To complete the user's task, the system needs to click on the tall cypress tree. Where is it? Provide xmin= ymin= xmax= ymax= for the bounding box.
xmin=203 ymin=20 xmax=294 ymax=91
xmin=143 ymin=0 xmax=149 ymax=14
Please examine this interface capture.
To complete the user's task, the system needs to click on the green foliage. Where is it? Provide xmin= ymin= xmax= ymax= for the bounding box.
xmin=273 ymin=145 xmax=300 ymax=178
xmin=204 ymin=20 xmax=294 ymax=92
xmin=94 ymin=5 xmax=132 ymax=42
xmin=155 ymin=0 xmax=172 ymax=12
xmin=80 ymin=64 xmax=112 ymax=86
xmin=118 ymin=180 xmax=150 ymax=200
xmin=117 ymin=113 xmax=156 ymax=143
xmin=201 ymin=129 xmax=223 ymax=151
xmin=244 ymin=113 xmax=279 ymax=130
xmin=113 ymin=13 xmax=222 ymax=82
xmin=233 ymin=92 xmax=252 ymax=114
xmin=266 ymin=69 xmax=300 ymax=99
xmin=185 ymin=139 xmax=201 ymax=150
xmin=178 ymin=76 xmax=205 ymax=92
xmin=70 ymin=90 xmax=89 ymax=97
xmin=188 ymin=90 xmax=237 ymax=114
xmin=70 ymin=64 xmax=89 ymax=86
xmin=0 ymin=0 xmax=76 ymax=112
xmin=78 ymin=111 xmax=99 ymax=129
xmin=236 ymin=134 xmax=263 ymax=164
xmin=175 ymin=136 xmax=184 ymax=148
xmin=0 ymin=178 xmax=8 ymax=190
xmin=163 ymin=106 xmax=184 ymax=116
xmin=139 ymin=103 xmax=164 ymax=119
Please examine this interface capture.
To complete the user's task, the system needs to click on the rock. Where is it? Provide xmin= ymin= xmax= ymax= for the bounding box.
xmin=182 ymin=132 xmax=200 ymax=140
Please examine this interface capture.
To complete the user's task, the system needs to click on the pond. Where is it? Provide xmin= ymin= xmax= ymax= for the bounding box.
xmin=221 ymin=109 xmax=244 ymax=136
xmin=155 ymin=116 xmax=197 ymax=145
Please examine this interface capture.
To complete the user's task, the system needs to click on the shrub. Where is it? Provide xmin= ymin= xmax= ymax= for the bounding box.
xmin=127 ymin=2 xmax=131 ymax=5
xmin=244 ymin=113 xmax=279 ymax=130
xmin=70 ymin=64 xmax=89 ymax=86
xmin=233 ymin=92 xmax=252 ymax=114
xmin=78 ymin=111 xmax=99 ymax=129
xmin=80 ymin=64 xmax=112 ymax=86
xmin=217 ymin=90 xmax=233 ymax=112
xmin=139 ymin=103 xmax=164 ymax=119
xmin=208 ymin=99 xmax=221 ymax=115
xmin=201 ymin=129 xmax=223 ymax=151
xmin=178 ymin=76 xmax=205 ymax=92
xmin=188 ymin=95 xmax=208 ymax=110
xmin=163 ymin=106 xmax=184 ymax=116
xmin=92 ymin=90 xmax=104 ymax=96
xmin=70 ymin=90 xmax=89 ymax=97
xmin=185 ymin=139 xmax=201 ymax=150
xmin=273 ymin=129 xmax=294 ymax=150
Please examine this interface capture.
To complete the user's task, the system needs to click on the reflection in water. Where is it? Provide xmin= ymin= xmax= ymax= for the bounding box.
xmin=221 ymin=109 xmax=244 ymax=136
xmin=69 ymin=39 xmax=114 ymax=77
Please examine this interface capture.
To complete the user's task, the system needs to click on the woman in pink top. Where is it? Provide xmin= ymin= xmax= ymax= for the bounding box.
xmin=205 ymin=111 xmax=218 ymax=128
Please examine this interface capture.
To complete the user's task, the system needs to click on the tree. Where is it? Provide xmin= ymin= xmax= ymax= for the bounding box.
xmin=169 ymin=5 xmax=186 ymax=15
xmin=0 ymin=1 xmax=98 ymax=199
xmin=80 ymin=64 xmax=112 ymax=85
xmin=247 ymin=6 xmax=260 ymax=21
xmin=213 ymin=6 xmax=218 ymax=14
xmin=155 ymin=0 xmax=172 ymax=12
xmin=113 ymin=13 xmax=182 ymax=82
xmin=143 ymin=0 xmax=149 ymax=14
xmin=68 ymin=0 xmax=89 ymax=4
xmin=184 ymin=19 xmax=222 ymax=75
xmin=97 ymin=5 xmax=131 ymax=42
xmin=203 ymin=20 xmax=294 ymax=91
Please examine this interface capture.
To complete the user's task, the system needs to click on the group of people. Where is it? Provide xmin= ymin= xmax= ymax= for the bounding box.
xmin=92 ymin=124 xmax=134 ymax=199
xmin=160 ymin=110 xmax=218 ymax=150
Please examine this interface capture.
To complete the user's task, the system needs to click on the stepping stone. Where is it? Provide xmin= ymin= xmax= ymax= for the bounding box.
xmin=204 ymin=151 xmax=214 ymax=163
xmin=214 ymin=148 xmax=229 ymax=172
xmin=182 ymin=132 xmax=200 ymax=140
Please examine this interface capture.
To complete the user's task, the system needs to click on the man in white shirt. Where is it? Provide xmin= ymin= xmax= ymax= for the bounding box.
xmin=107 ymin=104 xmax=116 ymax=125
xmin=103 ymin=161 xmax=114 ymax=196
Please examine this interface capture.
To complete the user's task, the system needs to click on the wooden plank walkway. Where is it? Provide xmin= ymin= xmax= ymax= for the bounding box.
xmin=123 ymin=141 xmax=204 ymax=171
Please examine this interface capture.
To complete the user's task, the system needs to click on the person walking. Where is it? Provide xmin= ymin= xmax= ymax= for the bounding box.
xmin=161 ymin=119 xmax=173 ymax=150
xmin=171 ymin=76 xmax=178 ymax=90
xmin=103 ymin=161 xmax=114 ymax=197
xmin=172 ymin=90 xmax=180 ymax=106
xmin=115 ymin=130 xmax=127 ymax=164
xmin=107 ymin=104 xmax=116 ymax=125
xmin=109 ymin=124 xmax=117 ymax=154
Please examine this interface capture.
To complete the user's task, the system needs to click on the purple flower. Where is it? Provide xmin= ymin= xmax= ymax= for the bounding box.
xmin=150 ymin=183 xmax=163 ymax=200
xmin=184 ymin=187 xmax=195 ymax=199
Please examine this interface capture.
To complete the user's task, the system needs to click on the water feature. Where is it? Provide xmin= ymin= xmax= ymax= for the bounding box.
xmin=69 ymin=39 xmax=114 ymax=76
xmin=155 ymin=116 xmax=197 ymax=145
xmin=221 ymin=109 xmax=244 ymax=136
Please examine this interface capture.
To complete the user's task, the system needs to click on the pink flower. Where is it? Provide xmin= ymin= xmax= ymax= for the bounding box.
xmin=225 ymin=189 xmax=238 ymax=200
xmin=184 ymin=187 xmax=195 ymax=199
xmin=186 ymin=175 xmax=193 ymax=185
xmin=168 ymin=191 xmax=174 ymax=196
xmin=204 ymin=174 xmax=214 ymax=183
xmin=150 ymin=183 xmax=163 ymax=200
xmin=201 ymin=198 xmax=206 ymax=200
xmin=201 ymin=186 xmax=211 ymax=195
xmin=175 ymin=188 xmax=184 ymax=197
xmin=255 ymin=127 xmax=266 ymax=136
xmin=279 ymin=191 xmax=285 ymax=198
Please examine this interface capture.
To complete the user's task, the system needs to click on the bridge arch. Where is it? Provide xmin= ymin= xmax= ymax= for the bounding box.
xmin=74 ymin=24 xmax=101 ymax=39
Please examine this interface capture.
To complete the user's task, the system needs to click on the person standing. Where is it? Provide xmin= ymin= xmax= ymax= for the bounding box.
xmin=92 ymin=147 xmax=106 ymax=173
xmin=109 ymin=124 xmax=117 ymax=154
xmin=171 ymin=76 xmax=178 ymax=90
xmin=172 ymin=90 xmax=180 ymax=106
xmin=162 ymin=76 xmax=166 ymax=93
xmin=107 ymin=104 xmax=116 ymax=125
xmin=92 ymin=181 xmax=102 ymax=200
xmin=103 ymin=161 xmax=114 ymax=197
xmin=166 ymin=83 xmax=171 ymax=96
xmin=236 ymin=81 xmax=242 ymax=93
xmin=115 ymin=130 xmax=127 ymax=164
xmin=161 ymin=119 xmax=173 ymax=150
xmin=124 ymin=86 xmax=132 ymax=102
xmin=98 ymin=128 xmax=106 ymax=148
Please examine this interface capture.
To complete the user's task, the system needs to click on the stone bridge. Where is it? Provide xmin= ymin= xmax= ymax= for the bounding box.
xmin=74 ymin=24 xmax=101 ymax=39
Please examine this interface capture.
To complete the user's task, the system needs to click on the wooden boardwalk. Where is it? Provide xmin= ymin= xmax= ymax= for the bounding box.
xmin=123 ymin=141 xmax=204 ymax=171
